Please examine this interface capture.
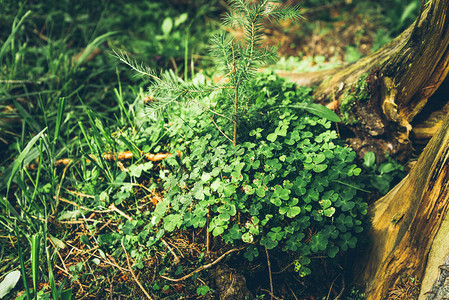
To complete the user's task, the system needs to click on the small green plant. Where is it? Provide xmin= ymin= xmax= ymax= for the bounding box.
xmin=343 ymin=287 xmax=366 ymax=300
xmin=151 ymin=72 xmax=368 ymax=278
xmin=117 ymin=0 xmax=317 ymax=146
xmin=196 ymin=285 xmax=210 ymax=296
xmin=361 ymin=151 xmax=405 ymax=195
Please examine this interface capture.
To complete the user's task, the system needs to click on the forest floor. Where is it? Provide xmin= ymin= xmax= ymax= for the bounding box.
xmin=1 ymin=1 xmax=424 ymax=300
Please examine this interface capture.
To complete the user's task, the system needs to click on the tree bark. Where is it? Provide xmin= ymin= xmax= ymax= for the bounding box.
xmin=356 ymin=111 xmax=449 ymax=299
xmin=279 ymin=0 xmax=449 ymax=161
xmin=279 ymin=0 xmax=449 ymax=298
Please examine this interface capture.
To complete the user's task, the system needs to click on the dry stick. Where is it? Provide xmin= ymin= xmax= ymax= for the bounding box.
xmin=56 ymin=197 xmax=115 ymax=213
xmin=271 ymin=262 xmax=294 ymax=274
xmin=55 ymin=219 xmax=112 ymax=225
xmin=260 ymin=289 xmax=282 ymax=300
xmin=97 ymin=218 xmax=114 ymax=233
xmin=288 ymin=285 xmax=299 ymax=300
xmin=106 ymin=254 xmax=131 ymax=273
xmin=326 ymin=273 xmax=345 ymax=300
xmin=56 ymin=196 xmax=132 ymax=221
xmin=265 ymin=246 xmax=274 ymax=300
xmin=167 ymin=239 xmax=185 ymax=258
xmin=335 ymin=275 xmax=345 ymax=300
xmin=47 ymin=236 xmax=70 ymax=275
xmin=161 ymin=238 xmax=180 ymax=265
xmin=160 ymin=246 xmax=246 ymax=282
xmin=206 ymin=210 xmax=210 ymax=254
xmin=326 ymin=274 xmax=340 ymax=300
xmin=121 ymin=241 xmax=154 ymax=300
xmin=29 ymin=149 xmax=177 ymax=169
xmin=108 ymin=203 xmax=132 ymax=221
xmin=66 ymin=242 xmax=129 ymax=273
xmin=106 ymin=276 xmax=114 ymax=300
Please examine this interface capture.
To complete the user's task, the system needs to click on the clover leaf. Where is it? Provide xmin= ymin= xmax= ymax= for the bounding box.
xmin=163 ymin=214 xmax=183 ymax=232
xmin=223 ymin=184 xmax=236 ymax=197
xmin=310 ymin=232 xmax=328 ymax=252
xmin=338 ymin=232 xmax=357 ymax=251
xmin=286 ymin=206 xmax=301 ymax=218
xmin=244 ymin=246 xmax=259 ymax=261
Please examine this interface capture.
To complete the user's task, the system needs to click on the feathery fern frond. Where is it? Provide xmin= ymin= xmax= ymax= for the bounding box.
xmin=209 ymin=33 xmax=235 ymax=75
xmin=112 ymin=50 xmax=159 ymax=80
xmin=265 ymin=1 xmax=303 ymax=23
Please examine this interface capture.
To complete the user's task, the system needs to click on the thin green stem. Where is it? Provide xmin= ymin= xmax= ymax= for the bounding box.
xmin=231 ymin=41 xmax=238 ymax=146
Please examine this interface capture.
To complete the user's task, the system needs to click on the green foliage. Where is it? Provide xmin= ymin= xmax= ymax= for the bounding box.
xmin=153 ymin=72 xmax=367 ymax=276
xmin=343 ymin=288 xmax=366 ymax=300
xmin=0 ymin=271 xmax=21 ymax=299
xmin=196 ymin=285 xmax=210 ymax=296
xmin=361 ymin=151 xmax=405 ymax=195
xmin=340 ymin=73 xmax=369 ymax=125
xmin=1 ymin=0 xmax=374 ymax=297
xmin=119 ymin=0 xmax=304 ymax=145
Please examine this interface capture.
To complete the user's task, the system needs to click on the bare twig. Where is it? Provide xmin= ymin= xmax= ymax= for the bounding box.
xmin=272 ymin=262 xmax=294 ymax=274
xmin=205 ymin=111 xmax=234 ymax=144
xmin=335 ymin=275 xmax=345 ymax=300
xmin=288 ymin=285 xmax=299 ymax=300
xmin=160 ymin=246 xmax=246 ymax=282
xmin=121 ymin=241 xmax=154 ymax=300
xmin=66 ymin=242 xmax=128 ymax=273
xmin=326 ymin=273 xmax=345 ymax=300
xmin=206 ymin=210 xmax=210 ymax=254
xmin=260 ymin=289 xmax=282 ymax=300
xmin=264 ymin=246 xmax=275 ymax=300
xmin=109 ymin=203 xmax=132 ymax=221
xmin=161 ymin=238 xmax=180 ymax=265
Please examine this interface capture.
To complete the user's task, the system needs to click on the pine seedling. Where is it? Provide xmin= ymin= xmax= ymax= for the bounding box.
xmin=117 ymin=0 xmax=302 ymax=145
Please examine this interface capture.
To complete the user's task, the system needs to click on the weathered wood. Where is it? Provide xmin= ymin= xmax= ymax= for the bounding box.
xmin=279 ymin=0 xmax=449 ymax=160
xmin=413 ymin=101 xmax=449 ymax=140
xmin=357 ymin=111 xmax=449 ymax=299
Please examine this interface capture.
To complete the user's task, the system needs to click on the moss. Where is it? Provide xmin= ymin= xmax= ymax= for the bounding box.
xmin=340 ymin=73 xmax=369 ymax=125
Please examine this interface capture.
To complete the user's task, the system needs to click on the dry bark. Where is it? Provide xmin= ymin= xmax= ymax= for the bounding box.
xmin=279 ymin=0 xmax=449 ymax=160
xmin=356 ymin=108 xmax=449 ymax=300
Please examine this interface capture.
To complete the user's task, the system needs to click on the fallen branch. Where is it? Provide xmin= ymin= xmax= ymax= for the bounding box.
xmin=159 ymin=246 xmax=246 ymax=282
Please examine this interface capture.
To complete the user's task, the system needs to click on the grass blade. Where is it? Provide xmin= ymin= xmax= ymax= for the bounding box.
xmin=0 ymin=10 xmax=32 ymax=62
xmin=74 ymin=31 xmax=117 ymax=69
xmin=31 ymin=233 xmax=42 ymax=300
xmin=15 ymin=228 xmax=31 ymax=300
xmin=280 ymin=103 xmax=341 ymax=122
xmin=6 ymin=128 xmax=47 ymax=198
xmin=53 ymin=97 xmax=66 ymax=145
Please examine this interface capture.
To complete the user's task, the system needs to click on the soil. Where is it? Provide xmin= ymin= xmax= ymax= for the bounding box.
xmin=263 ymin=1 xmax=385 ymax=63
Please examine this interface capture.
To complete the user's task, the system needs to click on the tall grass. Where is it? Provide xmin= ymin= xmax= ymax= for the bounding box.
xmin=0 ymin=0 xmax=218 ymax=298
